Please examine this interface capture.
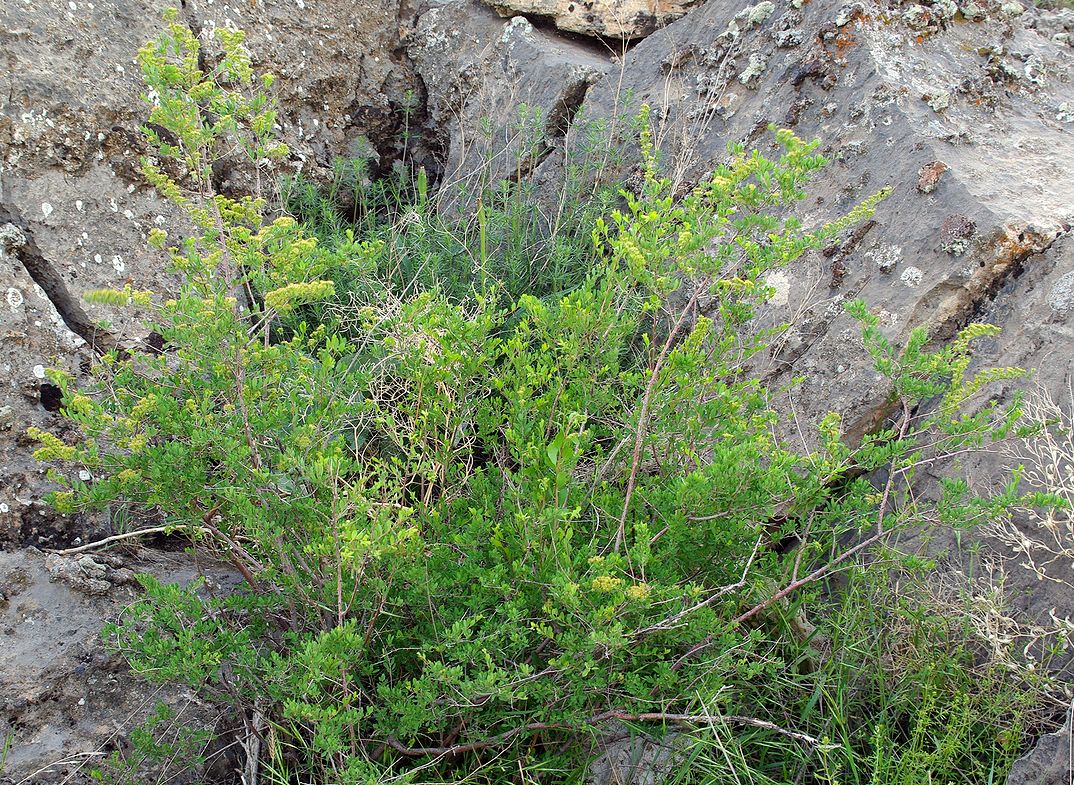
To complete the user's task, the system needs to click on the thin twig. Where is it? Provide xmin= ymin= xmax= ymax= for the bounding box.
xmin=241 ymin=708 xmax=266 ymax=785
xmin=48 ymin=525 xmax=208 ymax=556
xmin=615 ymin=287 xmax=701 ymax=552
xmin=635 ymin=533 xmax=763 ymax=637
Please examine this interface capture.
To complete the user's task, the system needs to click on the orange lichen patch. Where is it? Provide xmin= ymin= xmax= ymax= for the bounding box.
xmin=835 ymin=30 xmax=858 ymax=55
xmin=967 ymin=227 xmax=1052 ymax=301
xmin=917 ymin=161 xmax=949 ymax=193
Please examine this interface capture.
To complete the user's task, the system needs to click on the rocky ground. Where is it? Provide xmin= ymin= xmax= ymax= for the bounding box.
xmin=2 ymin=0 xmax=1073 ymax=781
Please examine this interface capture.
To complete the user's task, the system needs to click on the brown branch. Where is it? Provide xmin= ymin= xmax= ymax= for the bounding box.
xmin=615 ymin=287 xmax=702 ymax=552
xmin=733 ymin=401 xmax=912 ymax=628
xmin=672 ymin=405 xmax=914 ymax=668
xmin=386 ymin=706 xmax=825 ymax=759
xmin=199 ymin=505 xmax=265 ymax=593
xmin=387 ymin=722 xmax=564 ymax=758
xmin=634 ymin=532 xmax=762 ymax=637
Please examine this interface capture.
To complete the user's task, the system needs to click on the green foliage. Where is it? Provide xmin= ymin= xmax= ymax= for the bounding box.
xmin=31 ymin=14 xmax=1058 ymax=785
xmin=739 ymin=565 xmax=1042 ymax=785
xmin=89 ymin=702 xmax=210 ymax=785
xmin=281 ymin=156 xmax=612 ymax=321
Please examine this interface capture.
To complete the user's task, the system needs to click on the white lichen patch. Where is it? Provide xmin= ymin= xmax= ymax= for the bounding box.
xmin=112 ymin=255 xmax=125 ymax=274
xmin=900 ymin=266 xmax=924 ymax=287
xmin=745 ymin=1 xmax=775 ymax=25
xmin=933 ymin=0 xmax=958 ymax=18
xmin=0 ymin=223 xmax=27 ymax=255
xmin=877 ymin=309 xmax=899 ymax=327
xmin=866 ymin=244 xmax=902 ymax=273
xmin=739 ymin=53 xmax=768 ymax=86
xmin=41 ymin=202 xmax=54 ymax=219
xmin=6 ymin=287 xmax=24 ymax=311
xmin=925 ymin=90 xmax=950 ymax=112
xmin=724 ymin=1 xmax=774 ymax=37
xmin=764 ymin=270 xmax=791 ymax=306
xmin=903 ymin=4 xmax=930 ymax=29
xmin=824 ymin=295 xmax=845 ymax=320
xmin=942 ymin=238 xmax=969 ymax=256
xmin=835 ymin=3 xmax=864 ymax=26
xmin=501 ymin=15 xmax=534 ymax=45
xmin=32 ymin=364 xmax=46 ymax=379
xmin=1024 ymin=56 xmax=1045 ymax=86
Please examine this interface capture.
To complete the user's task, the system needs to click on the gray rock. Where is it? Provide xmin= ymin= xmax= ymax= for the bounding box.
xmin=408 ymin=0 xmax=610 ymax=209
xmin=0 ymin=3 xmax=413 ymax=775
xmin=517 ymin=0 xmax=1074 ymax=678
xmin=1006 ymin=708 xmax=1073 ymax=785
xmin=0 ymin=548 xmax=235 ymax=783
xmin=529 ymin=0 xmax=1073 ymax=449
xmin=0 ymin=0 xmax=413 ymax=546
xmin=586 ymin=731 xmax=690 ymax=785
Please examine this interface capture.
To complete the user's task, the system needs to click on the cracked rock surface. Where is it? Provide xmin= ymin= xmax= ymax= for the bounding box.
xmin=0 ymin=0 xmax=414 ymax=548
xmin=0 ymin=548 xmax=241 ymax=784
xmin=407 ymin=0 xmax=610 ymax=208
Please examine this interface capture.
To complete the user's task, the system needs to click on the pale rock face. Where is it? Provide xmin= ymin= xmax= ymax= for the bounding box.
xmin=487 ymin=0 xmax=697 ymax=39
xmin=408 ymin=0 xmax=611 ymax=210
xmin=0 ymin=0 xmax=415 ymax=549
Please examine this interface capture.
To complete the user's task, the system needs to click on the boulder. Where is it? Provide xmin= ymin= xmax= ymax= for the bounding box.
xmin=487 ymin=0 xmax=696 ymax=39
xmin=408 ymin=0 xmax=610 ymax=207
xmin=532 ymin=0 xmax=1073 ymax=515
xmin=0 ymin=548 xmax=242 ymax=784
xmin=1006 ymin=707 xmax=1073 ymax=785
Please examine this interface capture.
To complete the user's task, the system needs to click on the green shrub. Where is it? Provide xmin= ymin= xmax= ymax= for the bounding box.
xmin=33 ymin=13 xmax=1059 ymax=784
xmin=281 ymin=152 xmax=612 ymax=320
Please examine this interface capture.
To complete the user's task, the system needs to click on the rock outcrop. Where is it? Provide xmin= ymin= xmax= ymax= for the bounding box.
xmin=408 ymin=0 xmax=610 ymax=206
xmin=1006 ymin=707 xmax=1073 ymax=785
xmin=0 ymin=548 xmax=242 ymax=783
xmin=487 ymin=0 xmax=696 ymax=39
xmin=411 ymin=0 xmax=1073 ymax=499
xmin=1 ymin=2 xmax=412 ymax=780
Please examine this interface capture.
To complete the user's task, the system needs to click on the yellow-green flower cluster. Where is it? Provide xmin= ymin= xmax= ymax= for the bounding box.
xmin=84 ymin=285 xmax=154 ymax=308
xmin=27 ymin=427 xmax=77 ymax=462
xmin=590 ymin=575 xmax=622 ymax=593
xmin=264 ymin=280 xmax=335 ymax=314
